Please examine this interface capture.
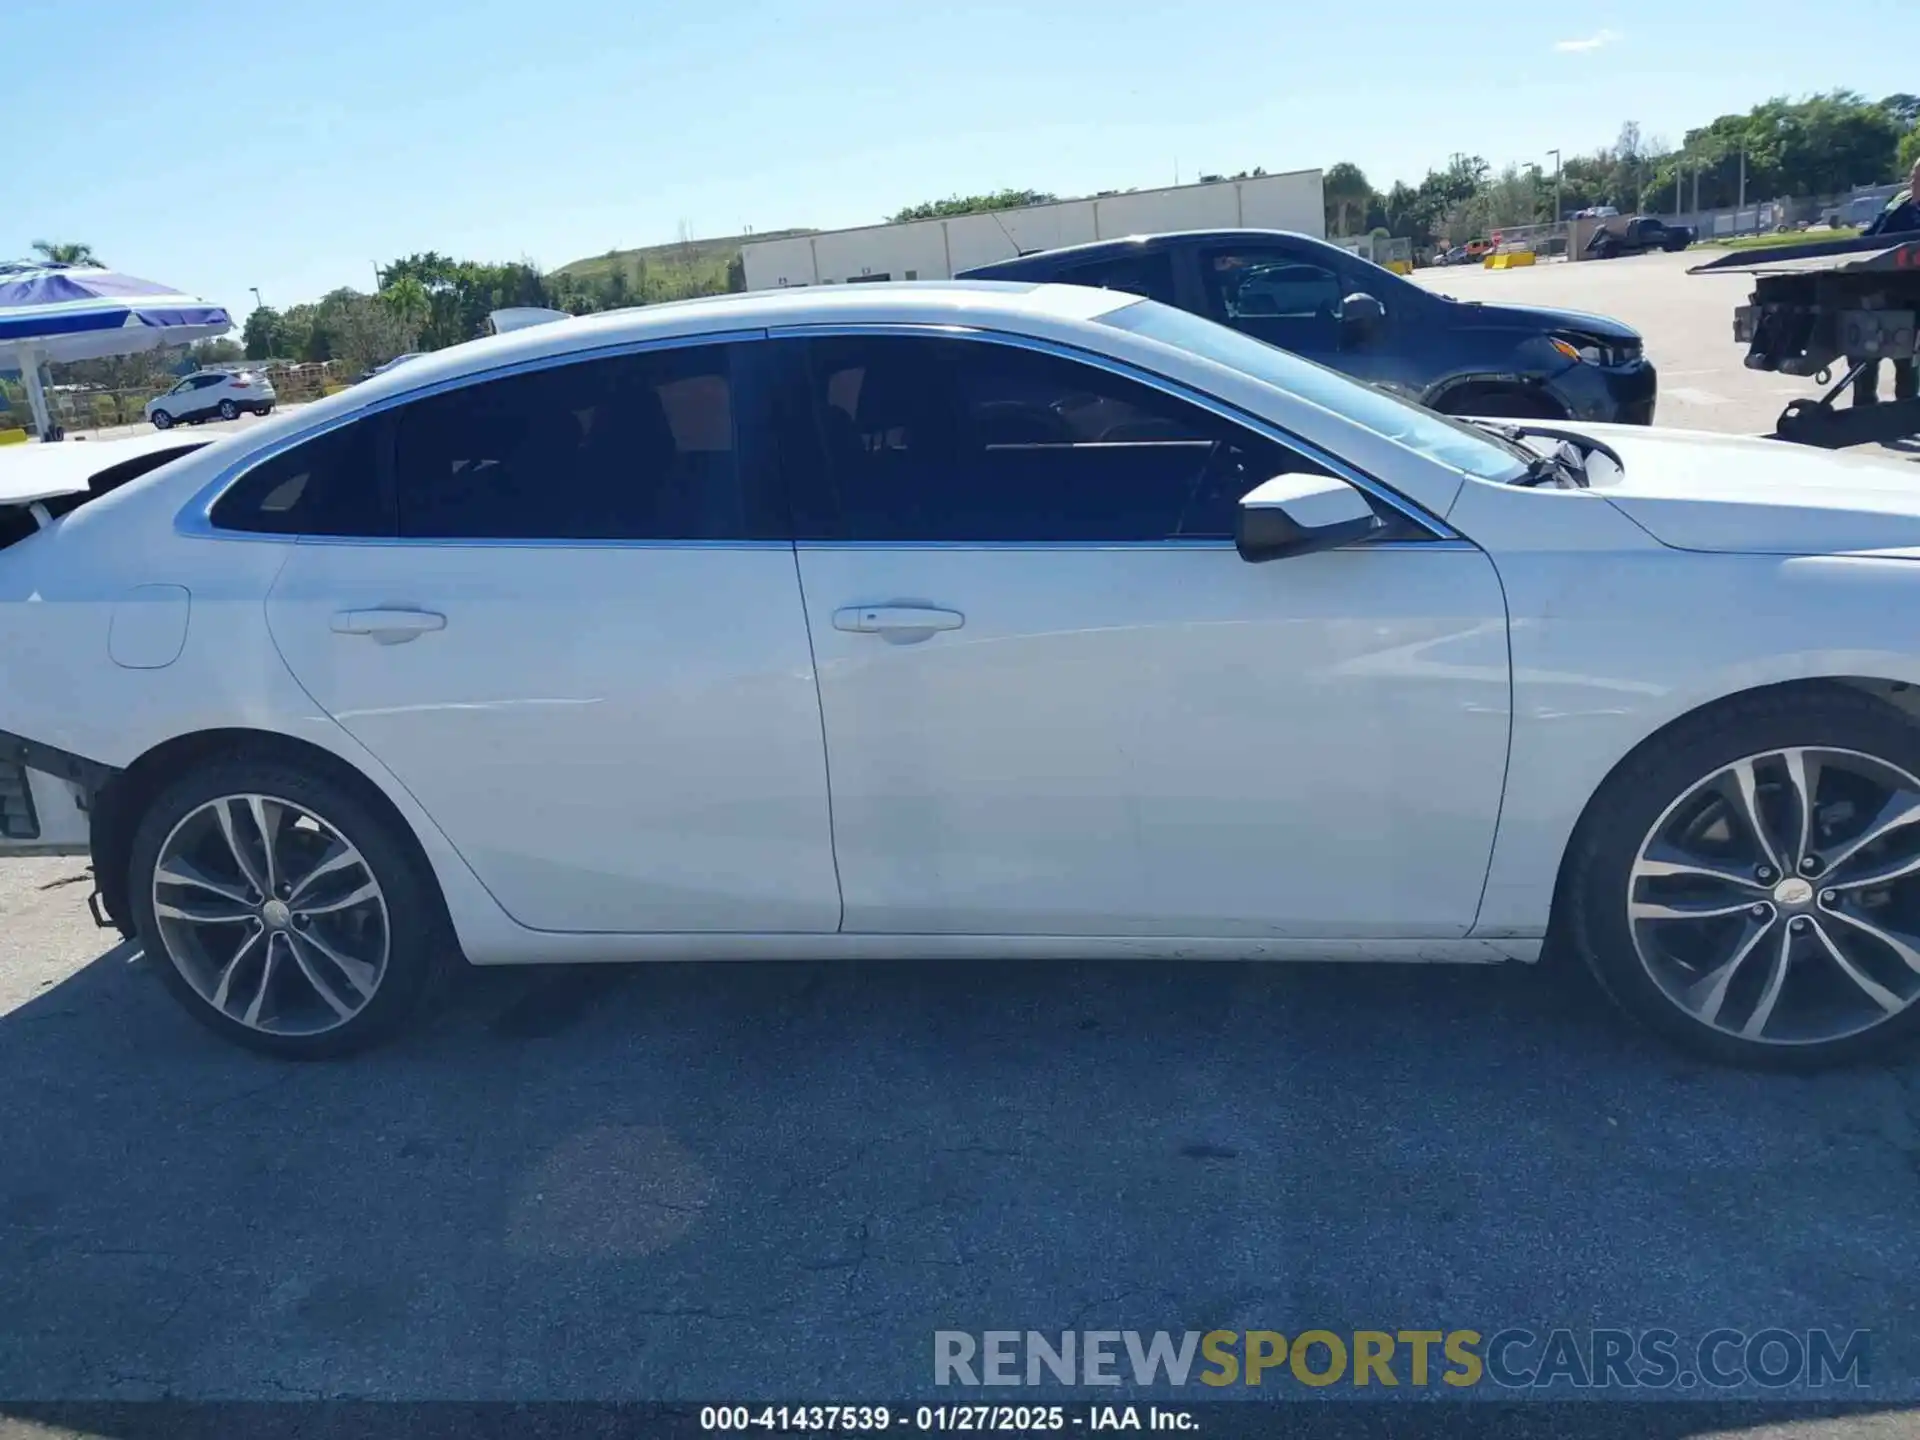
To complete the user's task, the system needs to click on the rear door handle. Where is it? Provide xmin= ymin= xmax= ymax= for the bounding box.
xmin=331 ymin=608 xmax=447 ymax=644
xmin=832 ymin=606 xmax=965 ymax=635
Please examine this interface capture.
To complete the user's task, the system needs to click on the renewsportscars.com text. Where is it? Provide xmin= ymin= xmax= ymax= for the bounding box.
xmin=933 ymin=1328 xmax=1870 ymax=1390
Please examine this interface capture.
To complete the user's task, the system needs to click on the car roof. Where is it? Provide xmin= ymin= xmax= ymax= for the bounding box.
xmin=317 ymin=281 xmax=1132 ymax=407
xmin=957 ymin=229 xmax=1348 ymax=277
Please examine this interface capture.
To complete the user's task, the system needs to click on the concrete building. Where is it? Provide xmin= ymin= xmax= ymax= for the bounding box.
xmin=739 ymin=169 xmax=1325 ymax=291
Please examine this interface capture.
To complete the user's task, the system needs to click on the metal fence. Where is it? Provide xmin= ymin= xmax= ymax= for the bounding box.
xmin=0 ymin=360 xmax=345 ymax=437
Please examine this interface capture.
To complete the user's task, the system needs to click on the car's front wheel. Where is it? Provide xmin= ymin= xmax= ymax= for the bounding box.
xmin=217 ymin=399 xmax=239 ymax=420
xmin=1567 ymin=686 xmax=1920 ymax=1069
xmin=128 ymin=754 xmax=451 ymax=1058
xmin=150 ymin=409 xmax=172 ymax=430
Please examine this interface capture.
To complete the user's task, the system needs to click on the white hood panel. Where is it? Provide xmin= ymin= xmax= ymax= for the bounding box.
xmin=1578 ymin=426 xmax=1920 ymax=555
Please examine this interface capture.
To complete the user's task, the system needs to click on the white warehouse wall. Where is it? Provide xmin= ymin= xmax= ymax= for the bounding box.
xmin=739 ymin=169 xmax=1324 ymax=291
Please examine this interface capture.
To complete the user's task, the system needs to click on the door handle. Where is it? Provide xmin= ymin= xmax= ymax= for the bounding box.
xmin=832 ymin=606 xmax=965 ymax=635
xmin=330 ymin=608 xmax=447 ymax=644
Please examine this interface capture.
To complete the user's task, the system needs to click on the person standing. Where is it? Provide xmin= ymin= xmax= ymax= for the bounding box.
xmin=1854 ymin=158 xmax=1920 ymax=405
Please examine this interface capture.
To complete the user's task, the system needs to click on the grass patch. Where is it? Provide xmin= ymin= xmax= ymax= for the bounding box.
xmin=1703 ymin=227 xmax=1862 ymax=251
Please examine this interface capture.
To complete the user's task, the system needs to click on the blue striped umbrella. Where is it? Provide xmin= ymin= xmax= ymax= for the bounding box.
xmin=1 ymin=259 xmax=231 ymax=439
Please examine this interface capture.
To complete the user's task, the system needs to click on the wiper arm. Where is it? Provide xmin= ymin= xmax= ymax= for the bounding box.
xmin=1512 ymin=447 xmax=1588 ymax=489
xmin=1460 ymin=417 xmax=1589 ymax=488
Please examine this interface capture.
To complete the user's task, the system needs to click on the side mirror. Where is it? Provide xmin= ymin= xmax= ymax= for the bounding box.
xmin=1236 ymin=474 xmax=1382 ymax=564
xmin=1341 ymin=292 xmax=1386 ymax=338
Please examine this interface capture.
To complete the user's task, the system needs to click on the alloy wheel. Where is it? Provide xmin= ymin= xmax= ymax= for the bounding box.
xmin=151 ymin=793 xmax=390 ymax=1037
xmin=1629 ymin=746 xmax=1920 ymax=1046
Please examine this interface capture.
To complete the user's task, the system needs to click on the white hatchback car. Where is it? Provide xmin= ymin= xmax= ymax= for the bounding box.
xmin=9 ymin=282 xmax=1920 ymax=1068
xmin=144 ymin=369 xmax=276 ymax=429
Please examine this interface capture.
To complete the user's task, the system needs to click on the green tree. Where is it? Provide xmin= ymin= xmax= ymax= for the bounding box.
xmin=190 ymin=338 xmax=245 ymax=365
xmin=325 ymin=293 xmax=420 ymax=376
xmin=1899 ymin=125 xmax=1920 ymax=179
xmin=30 ymin=239 xmax=101 ymax=266
xmin=1882 ymin=93 xmax=1920 ymax=129
xmin=377 ymin=275 xmax=431 ymax=334
xmin=242 ymin=306 xmax=281 ymax=360
xmin=1322 ymin=162 xmax=1373 ymax=238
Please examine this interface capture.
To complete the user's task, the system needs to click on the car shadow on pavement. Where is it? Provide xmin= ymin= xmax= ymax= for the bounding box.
xmin=3 ymin=942 xmax=1919 ymax=1407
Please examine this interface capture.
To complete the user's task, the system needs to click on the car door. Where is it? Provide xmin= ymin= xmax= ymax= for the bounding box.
xmin=1198 ymin=242 xmax=1349 ymax=364
xmin=257 ymin=337 xmax=842 ymax=934
xmin=188 ymin=375 xmax=224 ymax=417
xmin=774 ymin=328 xmax=1511 ymax=939
xmin=160 ymin=378 xmax=198 ymax=416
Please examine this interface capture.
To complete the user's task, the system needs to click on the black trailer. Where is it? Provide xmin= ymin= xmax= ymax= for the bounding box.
xmin=1693 ymin=234 xmax=1920 ymax=447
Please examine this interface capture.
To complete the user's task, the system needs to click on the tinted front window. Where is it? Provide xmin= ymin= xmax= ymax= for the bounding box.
xmin=1060 ymin=251 xmax=1178 ymax=307
xmin=210 ymin=419 xmax=388 ymax=536
xmin=1101 ymin=301 xmax=1528 ymax=484
xmin=1207 ymin=252 xmax=1344 ymax=320
xmin=793 ymin=335 xmax=1324 ymax=543
xmin=391 ymin=344 xmax=762 ymax=540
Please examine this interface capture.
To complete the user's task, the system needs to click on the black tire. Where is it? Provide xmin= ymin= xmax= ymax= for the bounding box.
xmin=150 ymin=409 xmax=172 ymax=430
xmin=1564 ymin=684 xmax=1920 ymax=1071
xmin=218 ymin=399 xmax=239 ymax=420
xmin=127 ymin=753 xmax=454 ymax=1059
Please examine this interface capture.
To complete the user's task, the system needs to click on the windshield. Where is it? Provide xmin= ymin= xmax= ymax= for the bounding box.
xmin=1101 ymin=299 xmax=1528 ymax=484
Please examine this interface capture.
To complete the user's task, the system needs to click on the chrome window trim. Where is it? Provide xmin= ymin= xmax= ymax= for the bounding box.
xmin=174 ymin=327 xmax=771 ymax=542
xmin=765 ymin=320 xmax=1463 ymax=542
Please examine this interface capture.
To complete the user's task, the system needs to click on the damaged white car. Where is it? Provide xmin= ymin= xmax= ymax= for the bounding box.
xmin=7 ymin=282 xmax=1920 ymax=1068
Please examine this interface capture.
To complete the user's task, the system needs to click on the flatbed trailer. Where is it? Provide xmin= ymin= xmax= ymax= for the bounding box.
xmin=1692 ymin=234 xmax=1920 ymax=447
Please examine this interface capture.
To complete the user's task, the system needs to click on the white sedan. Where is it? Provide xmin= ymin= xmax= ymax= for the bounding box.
xmin=6 ymin=282 xmax=1920 ymax=1069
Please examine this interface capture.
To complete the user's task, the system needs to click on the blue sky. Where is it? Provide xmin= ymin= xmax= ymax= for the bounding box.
xmin=11 ymin=0 xmax=1918 ymax=321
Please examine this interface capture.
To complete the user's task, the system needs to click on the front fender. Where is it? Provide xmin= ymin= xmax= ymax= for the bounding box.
xmin=1471 ymin=543 xmax=1920 ymax=936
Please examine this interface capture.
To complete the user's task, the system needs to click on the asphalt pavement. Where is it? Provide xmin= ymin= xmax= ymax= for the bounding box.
xmin=4 ymin=854 xmax=1920 ymax=1432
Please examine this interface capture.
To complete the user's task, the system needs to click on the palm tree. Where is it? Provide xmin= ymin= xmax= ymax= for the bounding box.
xmin=31 ymin=239 xmax=101 ymax=266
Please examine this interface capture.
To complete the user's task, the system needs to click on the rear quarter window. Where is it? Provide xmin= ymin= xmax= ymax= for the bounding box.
xmin=208 ymin=420 xmax=390 ymax=536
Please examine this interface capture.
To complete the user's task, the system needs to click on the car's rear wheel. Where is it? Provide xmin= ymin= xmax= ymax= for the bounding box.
xmin=217 ymin=399 xmax=239 ymax=420
xmin=1567 ymin=686 xmax=1920 ymax=1069
xmin=150 ymin=410 xmax=172 ymax=430
xmin=128 ymin=756 xmax=451 ymax=1058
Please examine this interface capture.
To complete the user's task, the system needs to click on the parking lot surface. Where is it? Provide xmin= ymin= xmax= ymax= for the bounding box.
xmin=4 ymin=853 xmax=1920 ymax=1425
xmin=5 ymin=259 xmax=1920 ymax=1430
xmin=1409 ymin=248 xmax=1889 ymax=444
xmin=75 ymin=408 xmax=290 ymax=445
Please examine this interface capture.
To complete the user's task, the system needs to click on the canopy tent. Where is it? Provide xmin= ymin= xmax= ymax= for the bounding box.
xmin=0 ymin=260 xmax=232 ymax=440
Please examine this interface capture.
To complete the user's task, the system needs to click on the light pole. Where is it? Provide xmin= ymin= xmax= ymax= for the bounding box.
xmin=1548 ymin=148 xmax=1562 ymax=224
xmin=249 ymin=286 xmax=263 ymax=311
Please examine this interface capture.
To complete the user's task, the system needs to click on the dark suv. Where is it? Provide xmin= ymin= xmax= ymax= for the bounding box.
xmin=959 ymin=229 xmax=1657 ymax=423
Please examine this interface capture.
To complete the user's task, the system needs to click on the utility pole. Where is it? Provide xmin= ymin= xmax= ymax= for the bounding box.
xmin=1691 ymin=165 xmax=1700 ymax=218
xmin=1738 ymin=147 xmax=1747 ymax=212
xmin=1548 ymin=148 xmax=1562 ymax=224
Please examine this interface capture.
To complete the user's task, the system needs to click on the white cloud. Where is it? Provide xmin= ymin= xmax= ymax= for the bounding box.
xmin=1554 ymin=28 xmax=1622 ymax=52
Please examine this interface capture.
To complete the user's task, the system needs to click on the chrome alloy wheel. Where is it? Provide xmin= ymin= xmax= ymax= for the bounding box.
xmin=151 ymin=794 xmax=390 ymax=1037
xmin=1629 ymin=747 xmax=1920 ymax=1047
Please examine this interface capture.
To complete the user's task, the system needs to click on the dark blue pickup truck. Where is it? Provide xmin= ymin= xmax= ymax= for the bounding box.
xmin=960 ymin=229 xmax=1658 ymax=424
